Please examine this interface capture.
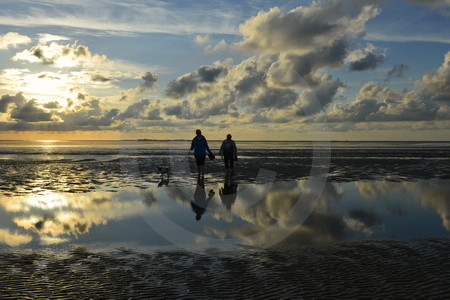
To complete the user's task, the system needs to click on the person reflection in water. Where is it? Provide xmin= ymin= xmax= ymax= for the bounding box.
xmin=219 ymin=173 xmax=238 ymax=210
xmin=191 ymin=177 xmax=215 ymax=221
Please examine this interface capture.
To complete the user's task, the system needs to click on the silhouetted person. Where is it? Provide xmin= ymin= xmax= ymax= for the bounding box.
xmin=190 ymin=177 xmax=215 ymax=221
xmin=219 ymin=173 xmax=238 ymax=210
xmin=190 ymin=129 xmax=213 ymax=176
xmin=219 ymin=134 xmax=237 ymax=172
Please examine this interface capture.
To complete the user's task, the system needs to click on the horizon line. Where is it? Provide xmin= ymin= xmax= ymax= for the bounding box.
xmin=1 ymin=139 xmax=450 ymax=142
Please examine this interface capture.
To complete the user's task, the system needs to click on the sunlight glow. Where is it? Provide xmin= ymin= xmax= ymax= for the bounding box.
xmin=25 ymin=191 xmax=69 ymax=210
xmin=20 ymin=73 xmax=73 ymax=106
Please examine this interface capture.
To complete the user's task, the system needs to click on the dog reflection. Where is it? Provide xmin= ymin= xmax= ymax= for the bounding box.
xmin=155 ymin=164 xmax=170 ymax=187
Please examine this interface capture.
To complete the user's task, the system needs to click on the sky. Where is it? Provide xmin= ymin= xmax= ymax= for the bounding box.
xmin=0 ymin=0 xmax=450 ymax=141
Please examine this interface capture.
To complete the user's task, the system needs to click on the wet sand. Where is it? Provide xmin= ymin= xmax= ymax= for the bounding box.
xmin=1 ymin=237 xmax=449 ymax=299
xmin=1 ymin=142 xmax=449 ymax=298
xmin=1 ymin=149 xmax=450 ymax=196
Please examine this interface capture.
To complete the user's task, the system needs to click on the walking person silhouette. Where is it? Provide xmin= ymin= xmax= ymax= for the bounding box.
xmin=189 ymin=129 xmax=213 ymax=176
xmin=219 ymin=134 xmax=238 ymax=172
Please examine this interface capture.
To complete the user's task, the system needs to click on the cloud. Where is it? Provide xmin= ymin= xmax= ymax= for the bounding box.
xmin=346 ymin=43 xmax=386 ymax=71
xmin=205 ymin=39 xmax=229 ymax=54
xmin=348 ymin=208 xmax=383 ymax=228
xmin=0 ymin=32 xmax=31 ymax=49
xmin=163 ymin=100 xmax=198 ymax=119
xmin=195 ymin=35 xmax=209 ymax=44
xmin=60 ymin=99 xmax=119 ymax=127
xmin=411 ymin=181 xmax=450 ymax=230
xmin=140 ymin=71 xmax=158 ymax=90
xmin=90 ymin=74 xmax=114 ymax=82
xmin=0 ymin=229 xmax=32 ymax=246
xmin=10 ymin=99 xmax=55 ymax=122
xmin=163 ymin=52 xmax=344 ymax=122
xmin=295 ymin=75 xmax=345 ymax=115
xmin=12 ymin=41 xmax=108 ymax=68
xmin=421 ymin=51 xmax=450 ymax=95
xmin=311 ymin=82 xmax=444 ymax=123
xmin=38 ymin=33 xmax=70 ymax=44
xmin=265 ymin=40 xmax=348 ymax=88
xmin=160 ymin=1 xmax=381 ymax=123
xmin=309 ymin=51 xmax=450 ymax=124
xmin=234 ymin=1 xmax=380 ymax=55
xmin=43 ymin=101 xmax=63 ymax=109
xmin=0 ymin=0 xmax=242 ymax=36
xmin=118 ymin=98 xmax=150 ymax=119
xmin=9 ymin=190 xmax=153 ymax=240
xmin=0 ymin=93 xmax=26 ymax=113
xmin=386 ymin=64 xmax=409 ymax=81
xmin=165 ymin=64 xmax=228 ymax=99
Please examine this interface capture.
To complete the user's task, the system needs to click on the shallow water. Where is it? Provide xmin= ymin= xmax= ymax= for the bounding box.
xmin=1 ymin=179 xmax=449 ymax=250
xmin=1 ymin=140 xmax=450 ymax=298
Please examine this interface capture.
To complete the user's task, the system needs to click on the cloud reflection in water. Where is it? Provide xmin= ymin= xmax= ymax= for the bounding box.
xmin=0 ymin=179 xmax=449 ymax=248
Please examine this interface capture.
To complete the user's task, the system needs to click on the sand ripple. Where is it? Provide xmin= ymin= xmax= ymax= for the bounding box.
xmin=0 ymin=237 xmax=449 ymax=299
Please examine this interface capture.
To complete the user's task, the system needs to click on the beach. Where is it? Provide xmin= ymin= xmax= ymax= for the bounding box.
xmin=1 ymin=239 xmax=449 ymax=299
xmin=0 ymin=140 xmax=450 ymax=299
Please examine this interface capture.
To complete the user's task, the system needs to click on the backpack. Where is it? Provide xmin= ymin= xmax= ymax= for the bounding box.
xmin=223 ymin=140 xmax=233 ymax=150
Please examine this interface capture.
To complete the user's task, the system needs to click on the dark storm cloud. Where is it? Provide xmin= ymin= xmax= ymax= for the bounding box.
xmin=10 ymin=100 xmax=54 ymax=122
xmin=147 ymin=108 xmax=163 ymax=120
xmin=43 ymin=101 xmax=62 ymax=109
xmin=163 ymin=100 xmax=198 ymax=119
xmin=165 ymin=65 xmax=227 ymax=99
xmin=197 ymin=65 xmax=226 ymax=82
xmin=267 ymin=40 xmax=349 ymax=87
xmin=0 ymin=93 xmax=26 ymax=113
xmin=235 ymin=73 xmax=265 ymax=94
xmin=91 ymin=74 xmax=114 ymax=82
xmin=118 ymin=99 xmax=150 ymax=119
xmin=165 ymin=74 xmax=198 ymax=99
xmin=32 ymin=47 xmax=55 ymax=64
xmin=348 ymin=51 xmax=385 ymax=71
xmin=296 ymin=77 xmax=345 ymax=116
xmin=250 ymin=88 xmax=298 ymax=109
xmin=140 ymin=72 xmax=158 ymax=90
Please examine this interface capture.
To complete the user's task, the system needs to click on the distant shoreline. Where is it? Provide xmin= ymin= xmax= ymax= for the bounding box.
xmin=1 ymin=139 xmax=450 ymax=143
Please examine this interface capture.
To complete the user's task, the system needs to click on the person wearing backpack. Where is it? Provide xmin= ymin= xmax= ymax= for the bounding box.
xmin=219 ymin=134 xmax=238 ymax=171
xmin=190 ymin=129 xmax=213 ymax=176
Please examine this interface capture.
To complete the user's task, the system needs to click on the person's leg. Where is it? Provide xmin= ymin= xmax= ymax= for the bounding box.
xmin=197 ymin=155 xmax=206 ymax=175
xmin=229 ymin=156 xmax=234 ymax=169
xmin=224 ymin=156 xmax=229 ymax=169
xmin=195 ymin=155 xmax=201 ymax=174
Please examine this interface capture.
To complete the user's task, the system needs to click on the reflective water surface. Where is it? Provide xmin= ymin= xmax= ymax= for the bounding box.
xmin=1 ymin=176 xmax=449 ymax=249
